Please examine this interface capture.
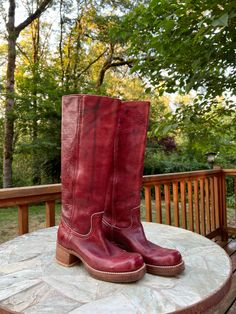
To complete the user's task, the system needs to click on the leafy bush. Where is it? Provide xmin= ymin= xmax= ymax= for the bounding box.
xmin=144 ymin=148 xmax=207 ymax=175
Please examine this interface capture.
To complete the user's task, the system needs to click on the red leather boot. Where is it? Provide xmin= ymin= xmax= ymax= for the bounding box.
xmin=102 ymin=100 xmax=185 ymax=276
xmin=56 ymin=95 xmax=145 ymax=283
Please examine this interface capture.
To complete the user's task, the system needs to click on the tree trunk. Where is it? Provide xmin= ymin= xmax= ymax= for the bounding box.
xmin=3 ymin=0 xmax=17 ymax=188
xmin=59 ymin=0 xmax=65 ymax=84
xmin=31 ymin=18 xmax=41 ymax=185
xmin=3 ymin=0 xmax=52 ymax=187
xmin=3 ymin=109 xmax=15 ymax=188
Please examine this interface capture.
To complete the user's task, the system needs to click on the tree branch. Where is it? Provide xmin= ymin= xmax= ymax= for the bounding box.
xmin=16 ymin=43 xmax=31 ymax=64
xmin=109 ymin=59 xmax=135 ymax=67
xmin=77 ymin=48 xmax=108 ymax=78
xmin=15 ymin=0 xmax=52 ymax=34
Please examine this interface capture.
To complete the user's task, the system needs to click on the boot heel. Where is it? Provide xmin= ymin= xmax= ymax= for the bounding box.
xmin=56 ymin=243 xmax=80 ymax=267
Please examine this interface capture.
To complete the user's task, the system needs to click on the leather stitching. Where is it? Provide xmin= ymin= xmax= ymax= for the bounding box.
xmin=62 ymin=211 xmax=104 ymax=238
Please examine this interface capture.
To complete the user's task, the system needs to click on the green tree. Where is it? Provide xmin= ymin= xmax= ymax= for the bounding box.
xmin=1 ymin=0 xmax=148 ymax=186
xmin=2 ymin=0 xmax=52 ymax=187
xmin=119 ymin=0 xmax=236 ymax=98
xmin=174 ymin=99 xmax=236 ymax=164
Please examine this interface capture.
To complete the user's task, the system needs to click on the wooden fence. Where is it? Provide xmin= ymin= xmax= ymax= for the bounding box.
xmin=0 ymin=169 xmax=235 ymax=239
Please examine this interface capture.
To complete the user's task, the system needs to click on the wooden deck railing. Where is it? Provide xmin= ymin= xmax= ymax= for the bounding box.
xmin=0 ymin=184 xmax=61 ymax=235
xmin=0 ymin=169 xmax=235 ymax=239
xmin=143 ymin=169 xmax=236 ymax=239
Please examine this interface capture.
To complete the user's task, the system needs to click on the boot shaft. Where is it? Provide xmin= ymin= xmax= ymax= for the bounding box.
xmin=104 ymin=100 xmax=150 ymax=228
xmin=61 ymin=94 xmax=120 ymax=234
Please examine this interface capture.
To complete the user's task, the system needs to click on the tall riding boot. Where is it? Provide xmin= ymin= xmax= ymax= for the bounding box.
xmin=56 ymin=95 xmax=145 ymax=283
xmin=103 ymin=100 xmax=184 ymax=276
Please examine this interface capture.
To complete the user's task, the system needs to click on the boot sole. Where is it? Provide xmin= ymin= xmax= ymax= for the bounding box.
xmin=56 ymin=243 xmax=146 ymax=283
xmin=146 ymin=260 xmax=185 ymax=276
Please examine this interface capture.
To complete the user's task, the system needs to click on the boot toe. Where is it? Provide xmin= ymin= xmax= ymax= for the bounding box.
xmin=117 ymin=252 xmax=144 ymax=272
xmin=167 ymin=249 xmax=182 ymax=266
xmin=145 ymin=247 xmax=182 ymax=267
xmin=132 ymin=252 xmax=145 ymax=270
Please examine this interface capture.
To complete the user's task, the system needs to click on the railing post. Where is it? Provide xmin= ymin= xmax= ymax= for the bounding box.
xmin=210 ymin=177 xmax=216 ymax=231
xmin=155 ymin=185 xmax=162 ymax=223
xmin=46 ymin=200 xmax=56 ymax=227
xmin=200 ymin=178 xmax=206 ymax=235
xmin=164 ymin=184 xmax=171 ymax=225
xmin=235 ymin=176 xmax=236 ymax=220
xmin=18 ymin=204 xmax=29 ymax=235
xmin=214 ymin=176 xmax=220 ymax=228
xmin=194 ymin=180 xmax=200 ymax=234
xmin=180 ymin=181 xmax=187 ymax=229
xmin=144 ymin=186 xmax=152 ymax=222
xmin=173 ymin=181 xmax=179 ymax=227
xmin=220 ymin=172 xmax=228 ymax=240
xmin=187 ymin=181 xmax=194 ymax=232
xmin=205 ymin=178 xmax=211 ymax=234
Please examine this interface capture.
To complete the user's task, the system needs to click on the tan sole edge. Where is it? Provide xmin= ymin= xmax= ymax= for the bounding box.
xmin=56 ymin=243 xmax=146 ymax=283
xmin=146 ymin=260 xmax=185 ymax=276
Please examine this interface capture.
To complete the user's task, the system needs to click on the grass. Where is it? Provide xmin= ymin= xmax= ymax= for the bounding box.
xmin=0 ymin=199 xmax=235 ymax=244
xmin=0 ymin=204 xmax=61 ymax=244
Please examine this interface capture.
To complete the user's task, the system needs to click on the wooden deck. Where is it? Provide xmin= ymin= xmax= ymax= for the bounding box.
xmin=208 ymin=238 xmax=236 ymax=314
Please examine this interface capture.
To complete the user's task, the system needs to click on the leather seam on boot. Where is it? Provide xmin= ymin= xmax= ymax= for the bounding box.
xmin=69 ymin=96 xmax=83 ymax=226
xmin=63 ymin=211 xmax=105 ymax=237
xmin=103 ymin=205 xmax=140 ymax=230
xmin=102 ymin=216 xmax=134 ymax=231
xmin=111 ymin=104 xmax=121 ymax=227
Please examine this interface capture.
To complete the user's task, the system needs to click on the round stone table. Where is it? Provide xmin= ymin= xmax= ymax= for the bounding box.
xmin=0 ymin=223 xmax=232 ymax=314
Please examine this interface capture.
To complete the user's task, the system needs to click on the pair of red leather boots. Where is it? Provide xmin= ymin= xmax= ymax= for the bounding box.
xmin=56 ymin=94 xmax=184 ymax=282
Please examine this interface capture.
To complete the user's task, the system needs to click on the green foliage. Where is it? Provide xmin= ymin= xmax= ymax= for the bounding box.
xmin=0 ymin=0 xmax=235 ymax=188
xmin=13 ymin=60 xmax=62 ymax=185
xmin=174 ymin=100 xmax=236 ymax=164
xmin=144 ymin=149 xmax=207 ymax=175
xmin=144 ymin=94 xmax=229 ymax=173
xmin=121 ymin=0 xmax=236 ymax=98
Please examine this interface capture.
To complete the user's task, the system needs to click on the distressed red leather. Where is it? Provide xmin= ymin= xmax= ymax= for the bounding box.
xmin=103 ymin=100 xmax=184 ymax=274
xmin=57 ymin=95 xmax=145 ymax=280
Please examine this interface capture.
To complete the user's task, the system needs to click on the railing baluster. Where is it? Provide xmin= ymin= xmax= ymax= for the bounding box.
xmin=164 ymin=184 xmax=171 ymax=225
xmin=214 ymin=176 xmax=220 ymax=228
xmin=155 ymin=185 xmax=162 ymax=223
xmin=220 ymin=173 xmax=227 ymax=240
xmin=210 ymin=177 xmax=216 ymax=231
xmin=173 ymin=181 xmax=179 ymax=227
xmin=194 ymin=180 xmax=200 ymax=233
xmin=18 ymin=204 xmax=29 ymax=235
xmin=187 ymin=181 xmax=194 ymax=232
xmin=235 ymin=176 xmax=236 ymax=213
xmin=144 ymin=186 xmax=152 ymax=222
xmin=205 ymin=178 xmax=211 ymax=234
xmin=200 ymin=178 xmax=206 ymax=235
xmin=180 ymin=180 xmax=187 ymax=229
xmin=46 ymin=200 xmax=56 ymax=228
xmin=222 ymin=174 xmax=227 ymax=230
